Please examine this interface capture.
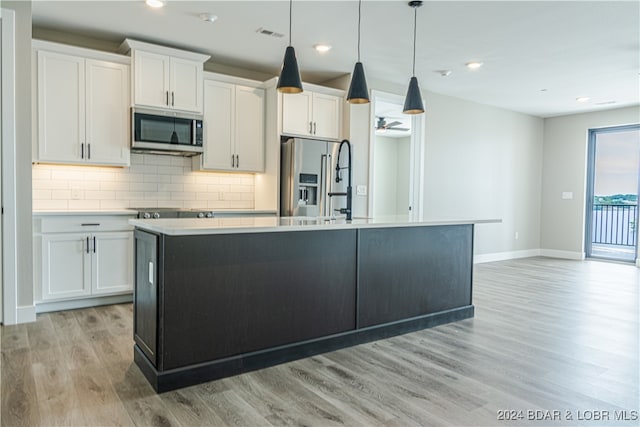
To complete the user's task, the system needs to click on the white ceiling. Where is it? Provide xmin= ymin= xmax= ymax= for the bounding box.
xmin=31 ymin=0 xmax=640 ymax=118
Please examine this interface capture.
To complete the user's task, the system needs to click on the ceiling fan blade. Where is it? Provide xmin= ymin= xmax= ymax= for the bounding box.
xmin=385 ymin=121 xmax=402 ymax=128
xmin=388 ymin=127 xmax=410 ymax=131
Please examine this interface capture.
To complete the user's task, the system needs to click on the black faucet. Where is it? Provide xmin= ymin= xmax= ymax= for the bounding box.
xmin=328 ymin=139 xmax=352 ymax=220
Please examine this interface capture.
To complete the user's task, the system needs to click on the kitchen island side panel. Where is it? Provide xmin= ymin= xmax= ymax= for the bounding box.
xmin=357 ymin=225 xmax=473 ymax=328
xmin=161 ymin=229 xmax=357 ymax=370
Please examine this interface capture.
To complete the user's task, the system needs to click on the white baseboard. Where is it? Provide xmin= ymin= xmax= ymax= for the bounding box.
xmin=474 ymin=249 xmax=541 ymax=264
xmin=540 ymin=249 xmax=585 ymax=260
xmin=35 ymin=294 xmax=133 ymax=314
xmin=16 ymin=305 xmax=36 ymax=324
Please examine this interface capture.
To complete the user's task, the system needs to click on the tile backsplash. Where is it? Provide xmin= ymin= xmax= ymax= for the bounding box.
xmin=32 ymin=154 xmax=255 ymax=210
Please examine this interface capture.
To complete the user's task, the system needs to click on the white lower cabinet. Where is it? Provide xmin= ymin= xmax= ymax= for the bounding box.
xmin=34 ymin=214 xmax=134 ymax=309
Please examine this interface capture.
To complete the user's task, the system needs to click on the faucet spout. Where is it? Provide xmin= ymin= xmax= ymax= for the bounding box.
xmin=332 ymin=139 xmax=352 ymax=220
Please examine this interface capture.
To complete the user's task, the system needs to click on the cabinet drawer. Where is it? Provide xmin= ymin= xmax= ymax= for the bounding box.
xmin=38 ymin=215 xmax=135 ymax=233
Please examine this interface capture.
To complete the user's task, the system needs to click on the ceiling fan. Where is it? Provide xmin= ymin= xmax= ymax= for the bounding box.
xmin=375 ymin=117 xmax=409 ymax=131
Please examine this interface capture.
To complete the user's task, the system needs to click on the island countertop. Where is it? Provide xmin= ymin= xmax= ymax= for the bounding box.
xmin=129 ymin=215 xmax=501 ymax=236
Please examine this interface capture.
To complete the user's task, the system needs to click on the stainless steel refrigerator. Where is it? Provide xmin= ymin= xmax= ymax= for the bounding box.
xmin=280 ymin=137 xmax=348 ymax=218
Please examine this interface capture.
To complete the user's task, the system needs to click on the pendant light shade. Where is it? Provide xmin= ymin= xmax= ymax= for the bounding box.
xmin=277 ymin=46 xmax=303 ymax=93
xmin=403 ymin=76 xmax=424 ymax=114
xmin=347 ymin=62 xmax=369 ymax=104
xmin=403 ymin=0 xmax=424 ymax=114
xmin=277 ymin=0 xmax=303 ymax=94
xmin=346 ymin=0 xmax=369 ymax=104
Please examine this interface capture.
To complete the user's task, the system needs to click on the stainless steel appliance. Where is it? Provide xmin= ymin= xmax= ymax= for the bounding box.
xmin=280 ymin=137 xmax=349 ymax=218
xmin=131 ymin=108 xmax=203 ymax=156
xmin=133 ymin=208 xmax=215 ymax=219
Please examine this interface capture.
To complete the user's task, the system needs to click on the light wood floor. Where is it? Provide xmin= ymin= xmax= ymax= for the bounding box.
xmin=2 ymin=257 xmax=638 ymax=426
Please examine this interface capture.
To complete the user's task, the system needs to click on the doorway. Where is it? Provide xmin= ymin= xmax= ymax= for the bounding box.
xmin=585 ymin=124 xmax=640 ymax=263
xmin=368 ymin=90 xmax=424 ymax=219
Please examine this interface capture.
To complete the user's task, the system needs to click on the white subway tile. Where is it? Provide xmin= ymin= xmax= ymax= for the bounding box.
xmin=170 ymin=157 xmax=189 ymax=167
xmin=85 ymin=190 xmax=115 ymax=200
xmin=99 ymin=200 xmax=130 ymax=210
xmin=32 ymin=168 xmax=52 ymax=180
xmin=171 ymin=192 xmax=196 ymax=201
xmin=33 ymin=199 xmax=68 ymax=210
xmin=130 ymin=182 xmax=158 ymax=192
xmin=130 ymin=153 xmax=145 ymax=164
xmin=52 ymin=169 xmax=85 ymax=181
xmin=124 ymin=173 xmax=145 ymax=183
xmin=68 ymin=200 xmax=100 ymax=210
xmin=157 ymin=166 xmax=184 ymax=175
xmin=240 ymin=193 xmax=254 ymax=201
xmin=32 ymin=179 xmax=69 ymax=190
xmin=208 ymin=200 xmax=231 ymax=209
xmin=144 ymin=155 xmax=172 ymax=166
xmin=79 ymin=181 xmax=100 ymax=190
xmin=33 ymin=189 xmax=52 ymax=200
xmin=184 ymin=184 xmax=208 ymax=193
xmin=116 ymin=191 xmax=144 ymax=200
xmin=128 ymin=200 xmax=157 ymax=208
xmin=230 ymin=200 xmax=253 ymax=209
xmin=83 ymin=171 xmax=115 ymax=182
xmin=207 ymin=184 xmax=230 ymax=193
xmin=51 ymin=190 xmax=72 ymax=200
xmin=235 ymin=185 xmax=254 ymax=193
xmin=196 ymin=192 xmax=219 ymax=201
xmin=183 ymin=200 xmax=208 ymax=209
xmin=100 ymin=181 xmax=130 ymax=191
xmin=131 ymin=165 xmax=158 ymax=175
xmin=146 ymin=191 xmax=170 ymax=200
xmin=159 ymin=183 xmax=184 ymax=192
xmin=159 ymin=200 xmax=184 ymax=208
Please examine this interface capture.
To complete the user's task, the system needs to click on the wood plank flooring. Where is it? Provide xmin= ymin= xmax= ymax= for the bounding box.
xmin=2 ymin=257 xmax=638 ymax=426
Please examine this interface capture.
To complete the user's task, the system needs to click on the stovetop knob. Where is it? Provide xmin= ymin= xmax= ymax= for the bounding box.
xmin=153 ymin=212 xmax=161 ymax=219
xmin=197 ymin=212 xmax=205 ymax=218
xmin=142 ymin=212 xmax=151 ymax=219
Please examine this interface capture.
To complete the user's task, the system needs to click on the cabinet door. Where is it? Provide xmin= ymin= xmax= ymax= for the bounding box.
xmin=134 ymin=230 xmax=158 ymax=367
xmin=133 ymin=50 xmax=170 ymax=109
xmin=234 ymin=85 xmax=265 ymax=172
xmin=92 ymin=232 xmax=134 ymax=295
xmin=41 ymin=233 xmax=91 ymax=300
xmin=170 ymin=57 xmax=203 ymax=113
xmin=85 ymin=60 xmax=130 ymax=166
xmin=281 ymin=91 xmax=313 ymax=137
xmin=37 ymin=51 xmax=85 ymax=163
xmin=312 ymin=93 xmax=341 ymax=140
xmin=201 ymin=80 xmax=234 ymax=171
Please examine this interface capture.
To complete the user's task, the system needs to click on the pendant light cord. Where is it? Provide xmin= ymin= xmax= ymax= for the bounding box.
xmin=357 ymin=0 xmax=362 ymax=61
xmin=412 ymin=5 xmax=417 ymax=77
xmin=289 ymin=0 xmax=293 ymax=47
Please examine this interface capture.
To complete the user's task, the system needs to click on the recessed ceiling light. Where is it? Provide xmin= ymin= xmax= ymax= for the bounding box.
xmin=145 ymin=0 xmax=164 ymax=8
xmin=199 ymin=13 xmax=218 ymax=23
xmin=576 ymin=96 xmax=590 ymax=103
xmin=314 ymin=44 xmax=332 ymax=53
xmin=466 ymin=61 xmax=483 ymax=70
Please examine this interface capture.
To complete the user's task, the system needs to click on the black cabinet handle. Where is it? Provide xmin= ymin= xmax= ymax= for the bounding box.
xmin=313 ymin=122 xmax=317 ymax=135
xmin=172 ymin=91 xmax=175 ymax=107
xmin=88 ymin=143 xmax=91 ymax=160
xmin=81 ymin=143 xmax=84 ymax=159
xmin=93 ymin=236 xmax=96 ymax=253
xmin=86 ymin=236 xmax=90 ymax=254
xmin=166 ymin=91 xmax=169 ymax=106
xmin=81 ymin=223 xmax=100 ymax=227
xmin=236 ymin=154 xmax=239 ymax=168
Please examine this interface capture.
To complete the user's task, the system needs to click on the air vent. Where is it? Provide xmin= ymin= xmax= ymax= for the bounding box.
xmin=256 ymin=27 xmax=284 ymax=38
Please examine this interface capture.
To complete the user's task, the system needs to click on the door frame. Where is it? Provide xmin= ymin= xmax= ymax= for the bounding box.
xmin=368 ymin=90 xmax=425 ymax=219
xmin=585 ymin=124 xmax=640 ymax=264
xmin=1 ymin=8 xmax=18 ymax=324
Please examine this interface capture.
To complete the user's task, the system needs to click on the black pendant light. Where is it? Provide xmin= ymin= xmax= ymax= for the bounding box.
xmin=277 ymin=0 xmax=303 ymax=93
xmin=346 ymin=0 xmax=369 ymax=104
xmin=403 ymin=0 xmax=425 ymax=114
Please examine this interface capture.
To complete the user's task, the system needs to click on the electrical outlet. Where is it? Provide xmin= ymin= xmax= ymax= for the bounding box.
xmin=561 ymin=191 xmax=573 ymax=200
xmin=71 ymin=187 xmax=82 ymax=200
xmin=356 ymin=185 xmax=367 ymax=196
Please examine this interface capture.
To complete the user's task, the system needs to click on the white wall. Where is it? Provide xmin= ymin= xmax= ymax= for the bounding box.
xmin=4 ymin=1 xmax=34 ymax=321
xmin=423 ymin=92 xmax=544 ymax=256
xmin=540 ymin=106 xmax=640 ymax=257
xmin=32 ymin=154 xmax=255 ymax=210
xmin=372 ymin=135 xmax=410 ymax=216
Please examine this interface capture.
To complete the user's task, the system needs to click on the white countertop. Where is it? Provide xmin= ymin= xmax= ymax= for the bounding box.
xmin=130 ymin=216 xmax=501 ymax=236
xmin=33 ymin=210 xmax=137 ymax=216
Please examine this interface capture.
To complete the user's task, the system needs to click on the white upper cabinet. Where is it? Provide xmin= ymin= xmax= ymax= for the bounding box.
xmin=122 ymin=39 xmax=209 ymax=114
xmin=281 ymin=89 xmax=342 ymax=140
xmin=36 ymin=45 xmax=130 ymax=167
xmin=197 ymin=76 xmax=265 ymax=173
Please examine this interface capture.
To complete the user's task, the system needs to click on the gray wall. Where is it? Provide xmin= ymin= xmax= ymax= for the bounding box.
xmin=4 ymin=1 xmax=33 ymax=311
xmin=541 ymin=106 xmax=640 ymax=257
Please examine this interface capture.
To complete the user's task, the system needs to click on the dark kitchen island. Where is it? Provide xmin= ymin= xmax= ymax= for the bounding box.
xmin=130 ymin=216 xmax=498 ymax=392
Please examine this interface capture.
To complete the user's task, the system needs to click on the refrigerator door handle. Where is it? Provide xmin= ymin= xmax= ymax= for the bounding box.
xmin=326 ymin=154 xmax=333 ymax=217
xmin=319 ymin=154 xmax=327 ymax=217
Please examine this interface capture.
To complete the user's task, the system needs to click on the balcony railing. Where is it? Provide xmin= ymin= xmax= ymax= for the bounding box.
xmin=592 ymin=204 xmax=637 ymax=246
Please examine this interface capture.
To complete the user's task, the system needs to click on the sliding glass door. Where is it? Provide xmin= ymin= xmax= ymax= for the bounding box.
xmin=585 ymin=125 xmax=640 ymax=262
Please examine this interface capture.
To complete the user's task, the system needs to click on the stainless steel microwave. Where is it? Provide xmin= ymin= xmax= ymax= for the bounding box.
xmin=131 ymin=108 xmax=203 ymax=156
